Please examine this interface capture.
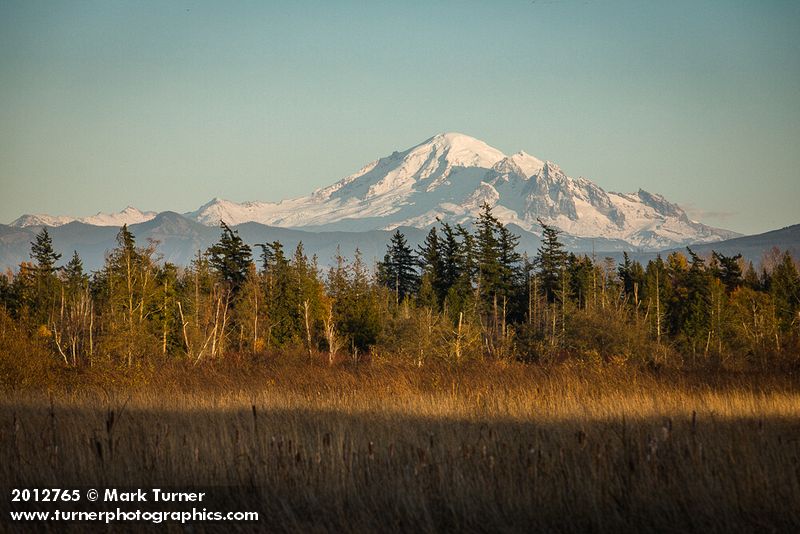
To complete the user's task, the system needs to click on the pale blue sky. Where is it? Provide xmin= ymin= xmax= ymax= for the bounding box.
xmin=1 ymin=0 xmax=798 ymax=234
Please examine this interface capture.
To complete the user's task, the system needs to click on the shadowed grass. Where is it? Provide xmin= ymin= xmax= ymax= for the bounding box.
xmin=2 ymin=362 xmax=799 ymax=533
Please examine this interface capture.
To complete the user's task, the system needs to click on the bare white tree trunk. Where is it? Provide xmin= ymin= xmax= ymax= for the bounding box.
xmin=303 ymin=299 xmax=313 ymax=361
xmin=323 ymin=304 xmax=342 ymax=366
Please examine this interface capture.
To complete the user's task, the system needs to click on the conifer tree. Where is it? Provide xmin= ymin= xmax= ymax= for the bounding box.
xmin=770 ymin=251 xmax=800 ymax=332
xmin=0 ymin=272 xmax=11 ymax=312
xmin=30 ymin=227 xmax=61 ymax=275
xmin=712 ymin=251 xmax=743 ymax=293
xmin=536 ymin=219 xmax=568 ymax=302
xmin=618 ymin=252 xmax=645 ymax=307
xmin=617 ymin=252 xmax=634 ymax=298
xmin=682 ymin=248 xmax=712 ymax=354
xmin=475 ymin=203 xmax=501 ymax=299
xmin=153 ymin=262 xmax=180 ymax=355
xmin=497 ymin=223 xmax=521 ymax=297
xmin=743 ymin=261 xmax=761 ymax=290
xmin=437 ymin=222 xmax=463 ymax=301
xmin=418 ymin=227 xmax=442 ymax=276
xmin=62 ymin=250 xmax=87 ymax=295
xmin=443 ymin=224 xmax=477 ymax=317
xmin=259 ymin=241 xmax=287 ymax=272
xmin=350 ymin=250 xmax=381 ymax=351
xmin=567 ymin=254 xmax=594 ymax=309
xmin=116 ymin=224 xmax=136 ymax=258
xmin=328 ymin=249 xmax=380 ymax=354
xmin=417 ymin=227 xmax=445 ymax=305
xmin=377 ymin=230 xmax=419 ymax=303
xmin=207 ymin=221 xmax=252 ymax=293
xmin=259 ymin=241 xmax=298 ymax=346
xmin=26 ymin=227 xmax=63 ymax=323
xmin=455 ymin=224 xmax=477 ymax=285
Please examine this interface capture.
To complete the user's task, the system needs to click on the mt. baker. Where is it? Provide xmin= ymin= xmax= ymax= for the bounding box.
xmin=187 ymin=132 xmax=736 ymax=249
xmin=10 ymin=133 xmax=737 ymax=250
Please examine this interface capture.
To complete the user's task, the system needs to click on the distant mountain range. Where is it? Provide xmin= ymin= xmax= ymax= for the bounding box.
xmin=0 ymin=215 xmax=796 ymax=274
xmin=11 ymin=133 xmax=737 ymax=246
xmin=0 ymin=213 xmax=426 ymax=272
xmin=12 ymin=206 xmax=158 ymax=229
xmin=5 ymin=132 xmax=793 ymax=272
xmin=660 ymin=224 xmax=800 ymax=264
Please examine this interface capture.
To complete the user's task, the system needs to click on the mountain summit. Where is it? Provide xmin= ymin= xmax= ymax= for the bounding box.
xmin=187 ymin=133 xmax=736 ymax=249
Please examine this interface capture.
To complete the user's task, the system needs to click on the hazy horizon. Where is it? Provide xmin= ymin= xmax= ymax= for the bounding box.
xmin=2 ymin=1 xmax=799 ymax=235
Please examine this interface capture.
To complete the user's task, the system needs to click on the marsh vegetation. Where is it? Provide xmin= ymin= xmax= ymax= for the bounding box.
xmin=3 ymin=361 xmax=799 ymax=533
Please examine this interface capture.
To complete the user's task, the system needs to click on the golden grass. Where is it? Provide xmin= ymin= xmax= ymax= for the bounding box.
xmin=2 ymin=361 xmax=800 ymax=533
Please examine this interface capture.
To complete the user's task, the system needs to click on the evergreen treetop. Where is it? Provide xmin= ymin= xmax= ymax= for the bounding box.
xmin=30 ymin=227 xmax=61 ymax=275
xmin=536 ymin=218 xmax=568 ymax=302
xmin=377 ymin=230 xmax=420 ymax=302
xmin=207 ymin=221 xmax=252 ymax=292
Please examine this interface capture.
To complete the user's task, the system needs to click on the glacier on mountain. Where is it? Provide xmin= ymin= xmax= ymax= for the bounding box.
xmin=186 ymin=132 xmax=737 ymax=249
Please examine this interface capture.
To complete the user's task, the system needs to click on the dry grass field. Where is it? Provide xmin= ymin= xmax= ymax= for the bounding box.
xmin=2 ymin=360 xmax=800 ymax=533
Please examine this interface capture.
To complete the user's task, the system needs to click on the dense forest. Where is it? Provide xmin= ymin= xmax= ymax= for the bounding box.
xmin=1 ymin=203 xmax=798 ymax=386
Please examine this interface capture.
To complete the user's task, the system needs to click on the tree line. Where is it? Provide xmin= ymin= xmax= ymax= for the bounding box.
xmin=1 ymin=203 xmax=798 ymax=371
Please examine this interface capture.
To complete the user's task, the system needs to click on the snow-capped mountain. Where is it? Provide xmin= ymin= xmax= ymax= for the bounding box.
xmin=187 ymin=133 xmax=737 ymax=249
xmin=11 ymin=206 xmax=157 ymax=228
xmin=7 ymin=133 xmax=737 ymax=249
xmin=10 ymin=214 xmax=76 ymax=228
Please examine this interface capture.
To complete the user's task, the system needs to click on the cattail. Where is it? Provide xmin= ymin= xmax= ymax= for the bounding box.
xmin=93 ymin=437 xmax=103 ymax=463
